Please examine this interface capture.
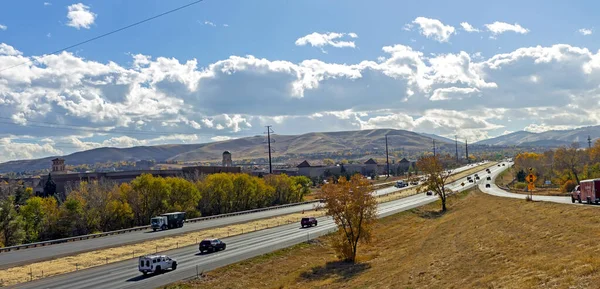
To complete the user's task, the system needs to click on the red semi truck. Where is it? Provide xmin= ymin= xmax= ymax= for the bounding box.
xmin=571 ymin=179 xmax=600 ymax=204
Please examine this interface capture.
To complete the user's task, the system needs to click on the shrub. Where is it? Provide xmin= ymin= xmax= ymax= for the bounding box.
xmin=561 ymin=180 xmax=577 ymax=193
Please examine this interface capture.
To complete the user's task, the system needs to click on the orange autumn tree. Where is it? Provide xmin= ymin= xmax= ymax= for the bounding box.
xmin=417 ymin=154 xmax=454 ymax=212
xmin=319 ymin=174 xmax=377 ymax=263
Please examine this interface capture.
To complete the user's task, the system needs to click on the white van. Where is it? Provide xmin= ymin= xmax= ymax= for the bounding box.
xmin=138 ymin=255 xmax=177 ymax=275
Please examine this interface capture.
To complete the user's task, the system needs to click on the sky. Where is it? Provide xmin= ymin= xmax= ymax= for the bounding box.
xmin=0 ymin=0 xmax=600 ymax=162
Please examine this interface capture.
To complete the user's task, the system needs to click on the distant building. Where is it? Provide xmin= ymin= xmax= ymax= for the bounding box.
xmin=135 ymin=160 xmax=155 ymax=170
xmin=222 ymin=151 xmax=232 ymax=167
xmin=36 ymin=159 xmax=242 ymax=195
xmin=51 ymin=158 xmax=66 ymax=174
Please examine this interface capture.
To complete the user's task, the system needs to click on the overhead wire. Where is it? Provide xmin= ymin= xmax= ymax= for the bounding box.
xmin=0 ymin=0 xmax=205 ymax=72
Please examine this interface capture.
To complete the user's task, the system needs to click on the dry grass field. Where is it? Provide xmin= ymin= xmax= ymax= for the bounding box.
xmin=167 ymin=190 xmax=600 ymax=289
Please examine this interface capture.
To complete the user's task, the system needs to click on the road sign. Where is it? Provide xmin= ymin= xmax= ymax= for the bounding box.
xmin=527 ymin=182 xmax=535 ymax=191
xmin=526 ymin=174 xmax=537 ymax=183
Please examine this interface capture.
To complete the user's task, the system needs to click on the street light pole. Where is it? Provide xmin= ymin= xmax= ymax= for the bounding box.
xmin=385 ymin=134 xmax=390 ymax=177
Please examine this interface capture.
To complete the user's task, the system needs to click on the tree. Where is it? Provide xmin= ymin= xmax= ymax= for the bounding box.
xmin=554 ymin=143 xmax=587 ymax=184
xmin=323 ymin=158 xmax=336 ymax=166
xmin=165 ymin=177 xmax=201 ymax=217
xmin=42 ymin=173 xmax=56 ymax=198
xmin=417 ymin=154 xmax=454 ymax=212
xmin=0 ymin=197 xmax=25 ymax=247
xmin=319 ymin=175 xmax=377 ymax=262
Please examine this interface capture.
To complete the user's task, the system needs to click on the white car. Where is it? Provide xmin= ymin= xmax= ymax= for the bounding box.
xmin=138 ymin=255 xmax=177 ymax=275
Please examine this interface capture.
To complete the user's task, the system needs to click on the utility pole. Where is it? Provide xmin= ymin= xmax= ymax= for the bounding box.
xmin=455 ymin=135 xmax=459 ymax=162
xmin=588 ymin=135 xmax=592 ymax=149
xmin=385 ymin=135 xmax=390 ymax=177
xmin=265 ymin=126 xmax=273 ymax=174
xmin=465 ymin=139 xmax=469 ymax=163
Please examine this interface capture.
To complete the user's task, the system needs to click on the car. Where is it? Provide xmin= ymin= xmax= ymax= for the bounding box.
xmin=410 ymin=181 xmax=419 ymax=185
xmin=301 ymin=217 xmax=318 ymax=228
xmin=487 ymin=176 xmax=491 ymax=180
xmin=468 ymin=179 xmax=474 ymax=183
xmin=485 ymin=184 xmax=491 ymax=188
xmin=138 ymin=255 xmax=177 ymax=275
xmin=498 ymin=164 xmax=501 ymax=167
xmin=199 ymin=238 xmax=226 ymax=253
xmin=426 ymin=190 xmax=433 ymax=196
xmin=475 ymin=176 xmax=480 ymax=180
xmin=502 ymin=164 xmax=506 ymax=166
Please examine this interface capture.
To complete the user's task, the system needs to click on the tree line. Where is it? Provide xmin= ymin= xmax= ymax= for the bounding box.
xmin=0 ymin=173 xmax=311 ymax=247
xmin=512 ymin=141 xmax=600 ymax=193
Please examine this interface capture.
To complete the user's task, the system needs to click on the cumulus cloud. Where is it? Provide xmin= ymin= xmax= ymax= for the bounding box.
xmin=3 ymin=40 xmax=600 ymax=160
xmin=295 ymin=32 xmax=358 ymax=51
xmin=44 ymin=2 xmax=52 ymax=6
xmin=411 ymin=17 xmax=455 ymax=42
xmin=0 ymin=24 xmax=7 ymax=31
xmin=460 ymin=22 xmax=479 ymax=33
xmin=485 ymin=21 xmax=529 ymax=35
xmin=203 ymin=20 xmax=216 ymax=27
xmin=0 ymin=137 xmax=62 ymax=163
xmin=579 ymin=28 xmax=593 ymax=36
xmin=66 ymin=3 xmax=96 ymax=29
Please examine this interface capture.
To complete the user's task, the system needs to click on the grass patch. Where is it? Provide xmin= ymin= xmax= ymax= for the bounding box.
xmin=167 ymin=189 xmax=600 ymax=289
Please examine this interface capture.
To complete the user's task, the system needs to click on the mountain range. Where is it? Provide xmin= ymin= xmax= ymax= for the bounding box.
xmin=475 ymin=125 xmax=600 ymax=147
xmin=2 ymin=125 xmax=599 ymax=174
xmin=0 ymin=129 xmax=454 ymax=173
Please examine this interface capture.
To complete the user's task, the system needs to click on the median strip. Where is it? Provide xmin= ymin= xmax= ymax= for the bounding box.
xmin=0 ymin=209 xmax=326 ymax=287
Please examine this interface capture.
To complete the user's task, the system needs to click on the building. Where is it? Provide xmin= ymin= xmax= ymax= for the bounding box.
xmin=36 ymin=159 xmax=242 ymax=195
xmin=51 ymin=158 xmax=67 ymax=174
xmin=222 ymin=151 xmax=232 ymax=167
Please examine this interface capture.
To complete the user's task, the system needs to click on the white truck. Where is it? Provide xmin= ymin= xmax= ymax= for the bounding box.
xmin=151 ymin=212 xmax=186 ymax=231
xmin=138 ymin=255 xmax=177 ymax=275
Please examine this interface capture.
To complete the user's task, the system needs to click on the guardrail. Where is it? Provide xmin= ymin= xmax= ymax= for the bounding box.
xmin=0 ymin=199 xmax=322 ymax=253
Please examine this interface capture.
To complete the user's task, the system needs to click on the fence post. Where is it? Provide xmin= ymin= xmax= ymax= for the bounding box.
xmin=106 ymin=257 xmax=108 ymax=264
xmin=156 ymin=246 xmax=158 ymax=253
xmin=76 ymin=263 xmax=78 ymax=271
xmin=30 ymin=267 xmax=32 ymax=281
xmin=196 ymin=265 xmax=199 ymax=278
xmin=132 ymin=250 xmax=135 ymax=258
xmin=177 ymin=242 xmax=179 ymax=249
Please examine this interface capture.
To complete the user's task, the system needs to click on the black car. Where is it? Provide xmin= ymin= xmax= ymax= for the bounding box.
xmin=485 ymin=184 xmax=491 ymax=188
xmin=199 ymin=239 xmax=226 ymax=253
xmin=301 ymin=217 xmax=318 ymax=228
xmin=426 ymin=190 xmax=433 ymax=196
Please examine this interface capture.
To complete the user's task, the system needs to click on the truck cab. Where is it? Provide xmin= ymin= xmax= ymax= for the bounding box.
xmin=151 ymin=216 xmax=168 ymax=231
xmin=571 ymin=185 xmax=581 ymax=203
xmin=138 ymin=255 xmax=177 ymax=275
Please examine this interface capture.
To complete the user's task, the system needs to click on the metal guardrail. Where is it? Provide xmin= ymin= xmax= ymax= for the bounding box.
xmin=0 ymin=200 xmax=322 ymax=253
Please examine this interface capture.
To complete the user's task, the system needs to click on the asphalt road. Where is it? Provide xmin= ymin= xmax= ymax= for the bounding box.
xmin=479 ymin=162 xmax=571 ymax=204
xmin=1 ymin=163 xmax=481 ymax=269
xmin=12 ymin=162 xmax=499 ymax=289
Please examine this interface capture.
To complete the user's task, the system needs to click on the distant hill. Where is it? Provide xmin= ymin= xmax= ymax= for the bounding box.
xmin=475 ymin=126 xmax=600 ymax=147
xmin=0 ymin=129 xmax=453 ymax=173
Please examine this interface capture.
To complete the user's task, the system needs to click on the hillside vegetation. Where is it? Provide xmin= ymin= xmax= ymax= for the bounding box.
xmin=167 ymin=190 xmax=600 ymax=289
xmin=0 ymin=129 xmax=452 ymax=173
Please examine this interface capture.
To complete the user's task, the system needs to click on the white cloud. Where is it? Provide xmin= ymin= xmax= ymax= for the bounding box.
xmin=411 ymin=17 xmax=455 ymax=42
xmin=46 ymin=33 xmax=52 ymax=38
xmin=66 ymin=3 xmax=96 ymax=29
xmin=295 ymin=32 xmax=358 ymax=51
xmin=0 ymin=137 xmax=62 ymax=163
xmin=222 ymin=24 xmax=229 ymax=27
xmin=0 ymin=24 xmax=7 ymax=31
xmin=44 ymin=2 xmax=52 ymax=6
xmin=211 ymin=136 xmax=232 ymax=142
xmin=485 ymin=21 xmax=529 ymax=35
xmin=460 ymin=22 xmax=479 ymax=33
xmin=579 ymin=28 xmax=593 ymax=36
xmin=204 ymin=20 xmax=216 ymax=27
xmin=4 ymin=41 xmax=600 ymax=161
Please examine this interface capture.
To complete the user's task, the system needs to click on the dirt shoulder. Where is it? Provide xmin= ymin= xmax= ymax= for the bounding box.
xmin=167 ymin=190 xmax=600 ymax=289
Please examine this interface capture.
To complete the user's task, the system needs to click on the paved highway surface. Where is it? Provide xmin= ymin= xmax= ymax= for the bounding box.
xmin=12 ymin=162 xmax=499 ymax=289
xmin=1 ymin=163 xmax=482 ymax=269
xmin=479 ymin=162 xmax=571 ymax=204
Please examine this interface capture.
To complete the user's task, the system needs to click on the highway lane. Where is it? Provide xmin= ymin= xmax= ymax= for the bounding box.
xmin=1 ymin=163 xmax=481 ymax=269
xmin=479 ymin=162 xmax=571 ymax=204
xmin=13 ymin=162 xmax=500 ymax=289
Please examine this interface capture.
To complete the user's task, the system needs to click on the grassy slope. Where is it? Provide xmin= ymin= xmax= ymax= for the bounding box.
xmin=167 ymin=190 xmax=600 ymax=289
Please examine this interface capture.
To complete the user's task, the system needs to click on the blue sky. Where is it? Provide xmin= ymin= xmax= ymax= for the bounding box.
xmin=0 ymin=0 xmax=600 ymax=162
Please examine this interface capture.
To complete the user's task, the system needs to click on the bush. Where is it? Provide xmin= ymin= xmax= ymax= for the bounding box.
xmin=514 ymin=182 xmax=527 ymax=190
xmin=561 ymin=180 xmax=577 ymax=193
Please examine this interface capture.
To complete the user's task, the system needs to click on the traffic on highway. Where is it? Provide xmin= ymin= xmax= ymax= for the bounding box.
xmin=12 ymin=162 xmax=502 ymax=289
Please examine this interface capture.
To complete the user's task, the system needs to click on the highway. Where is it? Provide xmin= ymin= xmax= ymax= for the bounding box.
xmin=479 ymin=162 xmax=571 ymax=204
xmin=0 ymin=163 xmax=483 ymax=269
xmin=12 ymin=162 xmax=499 ymax=289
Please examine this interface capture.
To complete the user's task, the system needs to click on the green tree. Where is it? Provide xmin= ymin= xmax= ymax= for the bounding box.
xmin=166 ymin=177 xmax=201 ymax=218
xmin=58 ymin=197 xmax=86 ymax=237
xmin=19 ymin=197 xmax=46 ymax=243
xmin=130 ymin=174 xmax=171 ymax=225
xmin=0 ymin=197 xmax=25 ymax=247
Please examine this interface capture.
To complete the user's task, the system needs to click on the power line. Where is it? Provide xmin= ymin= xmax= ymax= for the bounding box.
xmin=0 ymin=0 xmax=205 ymax=72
